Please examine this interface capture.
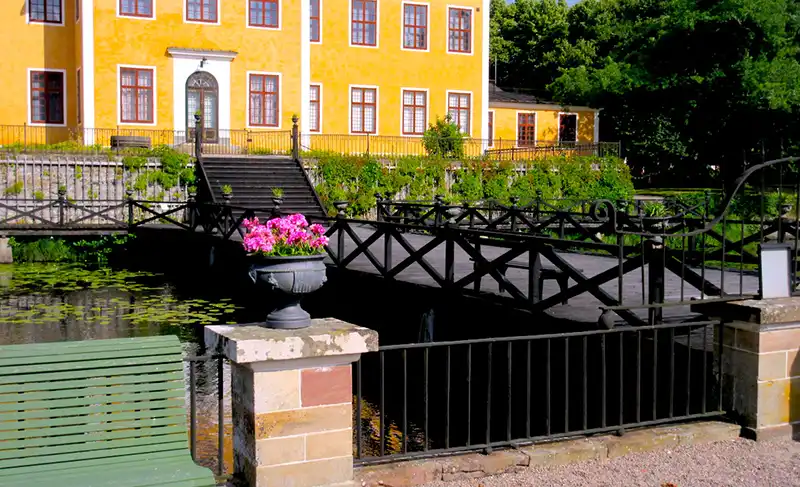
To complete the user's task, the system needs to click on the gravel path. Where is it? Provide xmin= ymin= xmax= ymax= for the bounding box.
xmin=421 ymin=438 xmax=800 ymax=487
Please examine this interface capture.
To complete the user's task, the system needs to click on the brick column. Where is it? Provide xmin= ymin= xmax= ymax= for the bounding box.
xmin=697 ymin=297 xmax=800 ymax=439
xmin=205 ymin=318 xmax=378 ymax=487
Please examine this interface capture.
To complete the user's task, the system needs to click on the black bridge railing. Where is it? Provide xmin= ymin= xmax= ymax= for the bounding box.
xmin=353 ymin=320 xmax=725 ymax=464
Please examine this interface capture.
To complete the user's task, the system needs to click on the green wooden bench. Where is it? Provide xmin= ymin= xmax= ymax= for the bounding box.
xmin=0 ymin=335 xmax=217 ymax=487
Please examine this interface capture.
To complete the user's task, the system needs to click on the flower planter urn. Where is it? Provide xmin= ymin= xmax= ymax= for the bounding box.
xmin=248 ymin=254 xmax=327 ymax=329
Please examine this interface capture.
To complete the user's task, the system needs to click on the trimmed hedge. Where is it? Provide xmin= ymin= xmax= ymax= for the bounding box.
xmin=311 ymin=154 xmax=633 ymax=217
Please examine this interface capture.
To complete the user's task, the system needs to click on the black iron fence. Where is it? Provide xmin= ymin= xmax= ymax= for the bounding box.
xmin=354 ymin=320 xmax=724 ymax=464
xmin=0 ymin=124 xmax=619 ymax=160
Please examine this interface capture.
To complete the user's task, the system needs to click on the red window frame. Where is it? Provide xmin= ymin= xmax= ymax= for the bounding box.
xmin=77 ymin=69 xmax=82 ymax=125
xmin=187 ymin=0 xmax=217 ymax=22
xmin=120 ymin=68 xmax=154 ymax=124
xmin=119 ymin=0 xmax=153 ymax=17
xmin=517 ymin=113 xmax=536 ymax=147
xmin=448 ymin=7 xmax=471 ymax=53
xmin=351 ymin=87 xmax=377 ymax=134
xmin=30 ymin=71 xmax=64 ymax=125
xmin=309 ymin=84 xmax=321 ymax=132
xmin=447 ymin=92 xmax=470 ymax=134
xmin=310 ymin=0 xmax=321 ymax=42
xmin=29 ymin=0 xmax=63 ymax=24
xmin=487 ymin=111 xmax=494 ymax=146
xmin=249 ymin=74 xmax=280 ymax=127
xmin=403 ymin=3 xmax=427 ymax=50
xmin=351 ymin=0 xmax=377 ymax=46
xmin=249 ymin=0 xmax=279 ymax=28
xmin=402 ymin=90 xmax=426 ymax=136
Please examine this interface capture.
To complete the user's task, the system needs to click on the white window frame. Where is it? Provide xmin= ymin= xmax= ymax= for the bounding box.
xmin=117 ymin=0 xmax=157 ymax=20
xmin=558 ymin=112 xmax=579 ymax=144
xmin=27 ymin=68 xmax=67 ymax=127
xmin=184 ymin=0 xmax=220 ymax=25
xmin=400 ymin=87 xmax=428 ymax=137
xmin=445 ymin=5 xmax=474 ymax=55
xmin=445 ymin=90 xmax=472 ymax=137
xmin=309 ymin=82 xmax=323 ymax=133
xmin=349 ymin=0 xmax=379 ymax=48
xmin=117 ymin=64 xmax=158 ymax=126
xmin=27 ymin=0 xmax=65 ymax=26
xmin=348 ymin=84 xmax=379 ymax=135
xmin=246 ymin=0 xmax=281 ymax=30
xmin=246 ymin=71 xmax=283 ymax=130
xmin=400 ymin=2 xmax=430 ymax=52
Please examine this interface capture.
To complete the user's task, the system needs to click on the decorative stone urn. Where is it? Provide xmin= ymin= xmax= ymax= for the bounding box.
xmin=248 ymin=254 xmax=327 ymax=329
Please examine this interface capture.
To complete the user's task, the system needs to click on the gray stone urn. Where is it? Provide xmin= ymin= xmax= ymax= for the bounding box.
xmin=248 ymin=254 xmax=328 ymax=329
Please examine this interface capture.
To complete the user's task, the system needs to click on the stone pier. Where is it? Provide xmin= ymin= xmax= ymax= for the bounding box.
xmin=205 ymin=318 xmax=378 ymax=487
xmin=0 ymin=238 xmax=12 ymax=264
xmin=696 ymin=297 xmax=800 ymax=439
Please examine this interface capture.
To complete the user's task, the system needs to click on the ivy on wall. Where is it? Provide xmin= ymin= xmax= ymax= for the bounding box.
xmin=311 ymin=154 xmax=633 ymax=217
xmin=122 ymin=145 xmax=195 ymax=192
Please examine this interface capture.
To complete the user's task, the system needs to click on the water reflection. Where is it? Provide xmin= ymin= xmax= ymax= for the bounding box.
xmin=0 ymin=263 xmax=236 ymax=475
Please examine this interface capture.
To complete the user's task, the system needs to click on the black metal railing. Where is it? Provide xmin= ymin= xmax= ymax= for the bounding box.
xmin=353 ymin=320 xmax=725 ymax=464
xmin=185 ymin=353 xmax=229 ymax=481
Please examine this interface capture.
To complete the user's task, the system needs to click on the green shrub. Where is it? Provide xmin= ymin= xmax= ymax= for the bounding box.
xmin=3 ymin=182 xmax=23 ymax=196
xmin=33 ymin=191 xmax=45 ymax=201
xmin=422 ymin=116 xmax=464 ymax=158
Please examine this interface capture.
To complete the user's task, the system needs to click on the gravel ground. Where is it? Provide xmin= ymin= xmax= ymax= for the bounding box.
xmin=421 ymin=438 xmax=800 ymax=487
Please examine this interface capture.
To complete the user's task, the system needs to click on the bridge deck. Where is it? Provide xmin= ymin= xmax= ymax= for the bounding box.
xmin=329 ymin=225 xmax=760 ymax=325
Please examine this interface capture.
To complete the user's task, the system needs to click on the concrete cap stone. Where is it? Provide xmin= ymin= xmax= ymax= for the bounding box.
xmin=205 ymin=318 xmax=379 ymax=364
xmin=692 ymin=297 xmax=800 ymax=327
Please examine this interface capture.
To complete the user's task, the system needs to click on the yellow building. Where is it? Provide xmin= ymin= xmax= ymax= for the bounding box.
xmin=0 ymin=0 xmax=490 ymax=146
xmin=487 ymin=83 xmax=599 ymax=152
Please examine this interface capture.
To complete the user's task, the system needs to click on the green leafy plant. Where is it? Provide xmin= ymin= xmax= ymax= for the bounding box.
xmin=3 ymin=182 xmax=24 ymax=196
xmin=33 ymin=191 xmax=45 ymax=201
xmin=272 ymin=187 xmax=284 ymax=198
xmin=422 ymin=115 xmax=464 ymax=158
xmin=221 ymin=184 xmax=233 ymax=195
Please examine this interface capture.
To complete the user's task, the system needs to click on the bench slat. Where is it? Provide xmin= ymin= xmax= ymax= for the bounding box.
xmin=0 ymin=440 xmax=189 ymax=470
xmin=3 ymin=398 xmax=185 ymax=421
xmin=0 ymin=370 xmax=184 ymax=394
xmin=0 ymin=407 xmax=185 ymax=432
xmin=0 ymin=363 xmax=182 ymax=385
xmin=1 ymin=449 xmax=188 ymax=476
xmin=0 ymin=424 xmax=187 ymax=453
xmin=0 ymin=344 xmax=182 ymax=367
xmin=0 ymin=388 xmax=182 ymax=412
xmin=0 ymin=416 xmax=183 ymax=441
xmin=0 ymin=353 xmax=183 ymax=376
xmin=0 ymin=336 xmax=177 ymax=356
xmin=0 ymin=378 xmax=181 ymax=402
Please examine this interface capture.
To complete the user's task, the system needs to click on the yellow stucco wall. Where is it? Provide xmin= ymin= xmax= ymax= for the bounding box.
xmin=0 ymin=1 xmax=77 ymax=142
xmin=92 ymin=0 xmax=301 ymax=132
xmin=490 ymin=106 xmax=597 ymax=147
xmin=311 ymin=0 xmax=485 ymax=138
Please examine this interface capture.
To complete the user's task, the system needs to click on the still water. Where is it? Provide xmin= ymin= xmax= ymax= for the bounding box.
xmin=0 ymin=263 xmax=242 ymax=474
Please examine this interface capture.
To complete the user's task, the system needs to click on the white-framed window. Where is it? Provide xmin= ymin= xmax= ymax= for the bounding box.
xmin=517 ymin=112 xmax=536 ymax=147
xmin=29 ymin=69 xmax=66 ymax=126
xmin=249 ymin=0 xmax=279 ymax=28
xmin=559 ymin=113 xmax=578 ymax=143
xmin=402 ymin=2 xmax=427 ymax=50
xmin=309 ymin=84 xmax=321 ymax=132
xmin=119 ymin=66 xmax=155 ymax=124
xmin=447 ymin=7 xmax=472 ymax=54
xmin=248 ymin=73 xmax=280 ymax=127
xmin=119 ymin=0 xmax=154 ymax=18
xmin=402 ymin=89 xmax=426 ymax=136
xmin=447 ymin=91 xmax=470 ymax=134
xmin=351 ymin=86 xmax=377 ymax=134
xmin=187 ymin=0 xmax=218 ymax=22
xmin=351 ymin=0 xmax=377 ymax=46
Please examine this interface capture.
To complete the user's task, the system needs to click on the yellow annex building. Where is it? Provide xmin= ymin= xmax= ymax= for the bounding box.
xmin=0 ymin=0 xmax=600 ymax=149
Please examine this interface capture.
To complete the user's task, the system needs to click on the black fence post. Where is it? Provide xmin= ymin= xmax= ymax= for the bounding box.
xmin=291 ymin=115 xmax=300 ymax=161
xmin=434 ymin=194 xmax=444 ymax=227
xmin=57 ymin=186 xmax=66 ymax=226
xmin=187 ymin=191 xmax=196 ymax=228
xmin=194 ymin=114 xmax=203 ymax=159
xmin=126 ymin=189 xmax=134 ymax=226
xmin=509 ymin=196 xmax=519 ymax=232
xmin=335 ymin=201 xmax=348 ymax=260
xmin=647 ymin=236 xmax=665 ymax=325
xmin=375 ymin=193 xmax=384 ymax=222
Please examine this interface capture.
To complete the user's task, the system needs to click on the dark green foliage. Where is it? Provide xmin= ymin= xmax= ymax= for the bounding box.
xmin=491 ymin=0 xmax=800 ymax=185
xmin=9 ymin=234 xmax=135 ymax=264
xmin=122 ymin=146 xmax=195 ymax=192
xmin=422 ymin=116 xmax=465 ymax=158
xmin=313 ymin=154 xmax=632 ymax=216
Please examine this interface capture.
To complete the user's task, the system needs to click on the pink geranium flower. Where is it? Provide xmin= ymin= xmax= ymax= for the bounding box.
xmin=242 ymin=214 xmax=328 ymax=256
